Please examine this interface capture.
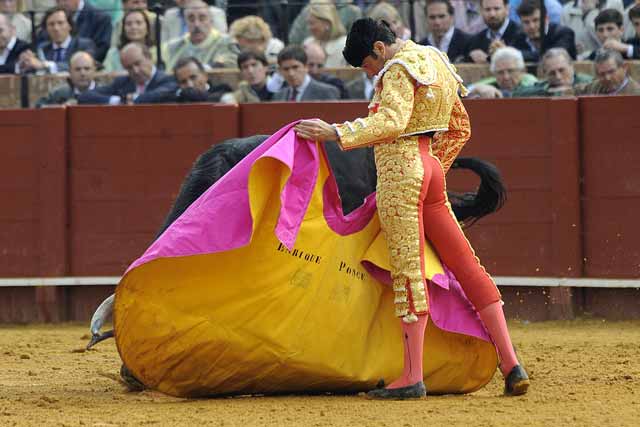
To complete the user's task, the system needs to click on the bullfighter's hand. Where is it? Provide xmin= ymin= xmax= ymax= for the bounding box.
xmin=294 ymin=119 xmax=338 ymax=142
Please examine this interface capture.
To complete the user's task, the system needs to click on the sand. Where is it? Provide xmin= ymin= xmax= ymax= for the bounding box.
xmin=1 ymin=319 xmax=638 ymax=426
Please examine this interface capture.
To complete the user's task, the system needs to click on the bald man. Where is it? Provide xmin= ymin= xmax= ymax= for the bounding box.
xmin=303 ymin=41 xmax=347 ymax=98
xmin=79 ymin=42 xmax=177 ymax=105
xmin=0 ymin=13 xmax=30 ymax=74
xmin=37 ymin=50 xmax=97 ymax=106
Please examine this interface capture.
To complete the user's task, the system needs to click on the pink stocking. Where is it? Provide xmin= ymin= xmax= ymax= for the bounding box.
xmin=478 ymin=302 xmax=519 ymax=377
xmin=387 ymin=314 xmax=428 ymax=389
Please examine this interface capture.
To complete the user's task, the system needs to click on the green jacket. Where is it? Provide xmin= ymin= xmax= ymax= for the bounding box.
xmin=512 ymin=73 xmax=593 ymax=97
xmin=472 ymin=73 xmax=538 ymax=96
xmin=163 ymin=30 xmax=239 ymax=71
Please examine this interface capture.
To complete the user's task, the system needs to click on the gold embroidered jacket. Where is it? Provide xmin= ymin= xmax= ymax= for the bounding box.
xmin=333 ymin=41 xmax=471 ymax=173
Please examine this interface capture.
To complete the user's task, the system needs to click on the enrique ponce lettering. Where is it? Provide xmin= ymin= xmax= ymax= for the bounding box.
xmin=337 ymin=261 xmax=365 ymax=281
xmin=277 ymin=243 xmax=322 ymax=264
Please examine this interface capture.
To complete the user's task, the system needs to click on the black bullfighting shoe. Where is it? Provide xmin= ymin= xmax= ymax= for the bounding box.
xmin=366 ymin=381 xmax=427 ymax=400
xmin=504 ymin=364 xmax=530 ymax=396
xmin=120 ymin=364 xmax=145 ymax=391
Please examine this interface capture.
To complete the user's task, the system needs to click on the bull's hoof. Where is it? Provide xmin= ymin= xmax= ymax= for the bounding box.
xmin=365 ymin=381 xmax=426 ymax=400
xmin=120 ymin=364 xmax=145 ymax=392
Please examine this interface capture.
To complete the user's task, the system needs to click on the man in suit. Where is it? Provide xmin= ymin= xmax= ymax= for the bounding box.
xmin=56 ymin=0 xmax=112 ymax=62
xmin=597 ymin=6 xmax=640 ymax=59
xmin=576 ymin=48 xmax=640 ymax=95
xmin=344 ymin=72 xmax=374 ymax=100
xmin=154 ymin=56 xmax=232 ymax=103
xmin=273 ymin=45 xmax=340 ymax=102
xmin=0 ymin=0 xmax=33 ymax=42
xmin=304 ymin=41 xmax=347 ymax=98
xmin=37 ymin=50 xmax=97 ymax=106
xmin=0 ymin=13 xmax=30 ymax=73
xmin=514 ymin=0 xmax=577 ymax=61
xmin=18 ymin=7 xmax=96 ymax=73
xmin=419 ymin=0 xmax=472 ymax=63
xmin=78 ymin=42 xmax=176 ymax=104
xmin=465 ymin=0 xmax=525 ymax=63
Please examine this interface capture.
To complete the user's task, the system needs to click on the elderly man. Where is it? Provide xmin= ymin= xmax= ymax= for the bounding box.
xmin=469 ymin=46 xmax=537 ymax=97
xmin=513 ymin=47 xmax=592 ymax=96
xmin=419 ymin=0 xmax=472 ymax=63
xmin=576 ymin=49 xmax=640 ymax=95
xmin=272 ymin=45 xmax=340 ymax=102
xmin=79 ymin=42 xmax=176 ymax=104
xmin=303 ymin=41 xmax=346 ymax=98
xmin=36 ymin=50 xmax=97 ymax=105
xmin=18 ymin=7 xmax=95 ymax=73
xmin=0 ymin=0 xmax=32 ymax=41
xmin=163 ymin=0 xmax=238 ymax=71
xmin=161 ymin=0 xmax=226 ymax=43
xmin=0 ymin=13 xmax=30 ymax=73
xmin=465 ymin=0 xmax=526 ymax=63
xmin=55 ymin=0 xmax=112 ymax=62
xmin=513 ymin=0 xmax=577 ymax=61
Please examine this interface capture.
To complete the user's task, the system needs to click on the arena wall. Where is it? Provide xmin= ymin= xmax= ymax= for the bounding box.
xmin=0 ymin=98 xmax=639 ymax=322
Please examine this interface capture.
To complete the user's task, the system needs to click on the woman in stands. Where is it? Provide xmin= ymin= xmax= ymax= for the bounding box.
xmin=303 ymin=0 xmax=348 ymax=67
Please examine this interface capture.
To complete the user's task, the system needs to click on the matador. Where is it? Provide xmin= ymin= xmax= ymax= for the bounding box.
xmin=294 ymin=18 xmax=530 ymax=399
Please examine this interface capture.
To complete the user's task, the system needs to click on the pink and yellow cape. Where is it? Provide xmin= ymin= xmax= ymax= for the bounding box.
xmin=114 ymin=122 xmax=498 ymax=397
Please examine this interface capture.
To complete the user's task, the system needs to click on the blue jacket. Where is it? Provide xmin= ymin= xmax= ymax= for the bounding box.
xmin=78 ymin=69 xmax=177 ymax=104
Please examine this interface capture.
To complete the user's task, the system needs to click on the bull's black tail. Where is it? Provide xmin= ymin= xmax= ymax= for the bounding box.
xmin=448 ymin=157 xmax=507 ymax=227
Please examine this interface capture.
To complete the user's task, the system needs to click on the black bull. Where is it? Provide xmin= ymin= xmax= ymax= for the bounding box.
xmin=117 ymin=134 xmax=506 ymax=390
xmin=156 ymin=135 xmax=506 ymax=238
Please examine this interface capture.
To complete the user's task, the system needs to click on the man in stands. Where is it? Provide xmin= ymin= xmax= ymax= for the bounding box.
xmin=465 ymin=0 xmax=525 ymax=63
xmin=155 ymin=56 xmax=231 ymax=103
xmin=419 ymin=0 xmax=472 ymax=63
xmin=0 ymin=13 xmax=30 ymax=73
xmin=468 ymin=46 xmax=537 ymax=97
xmin=163 ymin=0 xmax=238 ymax=71
xmin=597 ymin=6 xmax=640 ymax=59
xmin=37 ymin=50 xmax=97 ymax=105
xmin=18 ymin=7 xmax=95 ymax=73
xmin=584 ymin=8 xmax=625 ymax=60
xmin=303 ymin=41 xmax=346 ymax=98
xmin=513 ymin=0 xmax=577 ymax=61
xmin=576 ymin=49 xmax=640 ymax=95
xmin=272 ymin=45 xmax=340 ymax=102
xmin=513 ymin=47 xmax=592 ymax=96
xmin=0 ymin=0 xmax=32 ymax=42
xmin=221 ymin=50 xmax=274 ymax=103
xmin=55 ymin=0 xmax=112 ymax=62
xmin=79 ymin=42 xmax=176 ymax=104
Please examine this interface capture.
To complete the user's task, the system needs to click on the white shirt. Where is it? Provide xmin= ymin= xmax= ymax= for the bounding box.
xmin=74 ymin=80 xmax=96 ymax=95
xmin=0 ymin=36 xmax=17 ymax=66
xmin=428 ymin=26 xmax=455 ymax=54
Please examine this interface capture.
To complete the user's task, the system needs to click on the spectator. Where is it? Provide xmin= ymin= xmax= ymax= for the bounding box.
xmin=103 ymin=9 xmax=155 ymax=71
xmin=367 ymin=2 xmax=411 ymax=40
xmin=585 ymin=8 xmax=625 ymax=59
xmin=221 ymin=50 xmax=275 ymax=103
xmin=513 ymin=47 xmax=592 ymax=96
xmin=419 ymin=0 xmax=472 ymax=63
xmin=622 ymin=5 xmax=640 ymax=58
xmin=0 ymin=0 xmax=32 ymax=41
xmin=303 ymin=0 xmax=348 ymax=68
xmin=623 ymin=0 xmax=640 ymax=39
xmin=78 ymin=42 xmax=176 ymax=104
xmin=273 ymin=45 xmax=340 ymax=102
xmin=595 ymin=7 xmax=640 ymax=58
xmin=18 ymin=7 xmax=96 ymax=73
xmin=509 ymin=0 xmax=563 ymax=25
xmin=0 ymin=12 xmax=30 ymax=73
xmin=55 ymin=0 xmax=112 ymax=62
xmin=561 ymin=0 xmax=624 ymax=57
xmin=468 ymin=46 xmax=537 ymax=97
xmin=21 ymin=0 xmax=55 ymax=26
xmin=289 ymin=0 xmax=362 ymax=46
xmin=87 ymin=0 xmax=122 ymax=26
xmin=465 ymin=0 xmax=525 ymax=63
xmin=229 ymin=15 xmax=283 ymax=64
xmin=344 ymin=72 xmax=374 ymax=100
xmin=304 ymin=41 xmax=347 ymax=98
xmin=513 ymin=0 xmax=577 ymax=61
xmin=36 ymin=50 xmax=96 ymax=105
xmin=576 ymin=48 xmax=640 ymax=95
xmin=156 ymin=56 xmax=231 ymax=103
xmin=163 ymin=0 xmax=238 ymax=71
xmin=162 ymin=0 xmax=226 ymax=44
xmin=110 ymin=0 xmax=160 ymax=49
xmin=451 ymin=0 xmax=487 ymax=34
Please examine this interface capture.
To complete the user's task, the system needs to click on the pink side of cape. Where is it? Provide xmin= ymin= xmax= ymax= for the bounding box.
xmin=123 ymin=122 xmax=491 ymax=343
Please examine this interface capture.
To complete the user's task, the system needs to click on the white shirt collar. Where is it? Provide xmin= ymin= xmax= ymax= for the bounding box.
xmin=54 ymin=36 xmax=72 ymax=49
xmin=428 ymin=26 xmax=455 ymax=53
xmin=73 ymin=80 xmax=96 ymax=95
xmin=0 ymin=36 xmax=17 ymax=65
xmin=292 ymin=74 xmax=311 ymax=100
xmin=486 ymin=18 xmax=510 ymax=40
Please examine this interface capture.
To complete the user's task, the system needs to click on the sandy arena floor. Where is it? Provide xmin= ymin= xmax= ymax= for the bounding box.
xmin=0 ymin=319 xmax=638 ymax=427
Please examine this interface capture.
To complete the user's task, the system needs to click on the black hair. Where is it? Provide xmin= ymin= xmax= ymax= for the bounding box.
xmin=277 ymin=45 xmax=307 ymax=65
xmin=629 ymin=4 xmax=640 ymax=21
xmin=342 ymin=18 xmax=396 ymax=68
xmin=516 ymin=0 xmax=541 ymax=18
xmin=174 ymin=56 xmax=206 ymax=75
xmin=119 ymin=9 xmax=152 ymax=49
xmin=41 ymin=6 xmax=74 ymax=35
xmin=480 ymin=0 xmax=509 ymax=6
xmin=426 ymin=0 xmax=455 ymax=16
xmin=237 ymin=50 xmax=268 ymax=68
xmin=595 ymin=8 xmax=623 ymax=28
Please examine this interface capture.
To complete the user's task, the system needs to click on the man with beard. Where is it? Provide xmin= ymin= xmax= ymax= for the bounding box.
xmin=465 ymin=0 xmax=525 ymax=63
xmin=513 ymin=0 xmax=577 ymax=61
xmin=576 ymin=48 xmax=640 ymax=95
xmin=163 ymin=0 xmax=238 ymax=71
